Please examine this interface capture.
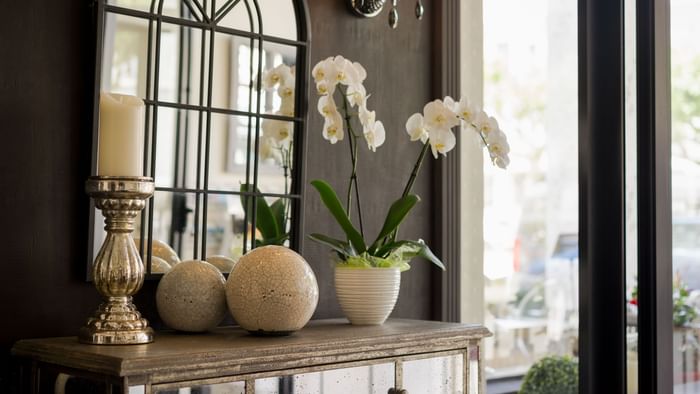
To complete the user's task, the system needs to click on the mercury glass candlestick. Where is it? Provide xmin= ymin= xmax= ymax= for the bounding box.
xmin=79 ymin=176 xmax=154 ymax=345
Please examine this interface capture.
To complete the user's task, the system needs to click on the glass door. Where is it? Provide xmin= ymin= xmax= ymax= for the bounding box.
xmin=670 ymin=0 xmax=700 ymax=391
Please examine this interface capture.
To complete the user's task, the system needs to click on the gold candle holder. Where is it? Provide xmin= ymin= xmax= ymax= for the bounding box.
xmin=79 ymin=176 xmax=154 ymax=345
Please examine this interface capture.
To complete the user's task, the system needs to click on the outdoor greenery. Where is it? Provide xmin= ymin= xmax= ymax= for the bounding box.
xmin=519 ymin=355 xmax=578 ymax=394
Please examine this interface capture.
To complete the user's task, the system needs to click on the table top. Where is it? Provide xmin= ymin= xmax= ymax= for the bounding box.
xmin=12 ymin=319 xmax=490 ymax=383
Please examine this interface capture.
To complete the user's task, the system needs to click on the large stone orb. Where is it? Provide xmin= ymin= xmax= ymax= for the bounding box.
xmin=156 ymin=260 xmax=227 ymax=332
xmin=226 ymin=246 xmax=318 ymax=335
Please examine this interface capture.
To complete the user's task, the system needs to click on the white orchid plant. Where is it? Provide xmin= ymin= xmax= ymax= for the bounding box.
xmin=309 ymin=55 xmax=510 ymax=271
xmin=241 ymin=63 xmax=295 ymax=247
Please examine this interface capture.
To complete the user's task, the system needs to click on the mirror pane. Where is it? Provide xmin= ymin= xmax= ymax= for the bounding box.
xmin=136 ymin=191 xmax=199 ymax=269
xmin=102 ymin=13 xmax=150 ymax=98
xmin=153 ymin=380 xmax=246 ymax=394
xmin=241 ymin=196 xmax=292 ymax=249
xmin=257 ymin=119 xmax=296 ymax=195
xmin=217 ymin=1 xmax=254 ymax=32
xmin=154 ymin=108 xmax=202 ymax=190
xmin=259 ymin=0 xmax=297 ymax=40
xmin=403 ymin=354 xmax=465 ymax=394
xmin=156 ymin=23 xmax=207 ymax=106
xmin=260 ymin=42 xmax=298 ymax=117
xmin=211 ymin=33 xmax=262 ymax=113
xmin=205 ymin=192 xmax=250 ymax=268
xmin=208 ymin=113 xmax=257 ymax=192
xmin=106 ymin=0 xmax=151 ymax=13
xmin=161 ymin=0 xmax=208 ymax=22
xmin=255 ymin=362 xmax=394 ymax=394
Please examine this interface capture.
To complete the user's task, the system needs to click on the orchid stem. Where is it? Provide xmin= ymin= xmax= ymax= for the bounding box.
xmin=351 ymin=134 xmax=365 ymax=238
xmin=340 ymin=87 xmax=365 ymax=239
xmin=387 ymin=140 xmax=431 ymax=244
xmin=401 ymin=140 xmax=430 ymax=198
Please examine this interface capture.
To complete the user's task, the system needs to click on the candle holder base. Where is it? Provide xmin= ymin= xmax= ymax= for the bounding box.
xmin=81 ymin=176 xmax=155 ymax=345
xmin=79 ymin=297 xmax=154 ymax=345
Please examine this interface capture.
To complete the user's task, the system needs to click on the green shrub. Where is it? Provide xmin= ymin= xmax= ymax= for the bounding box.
xmin=519 ymin=355 xmax=578 ymax=394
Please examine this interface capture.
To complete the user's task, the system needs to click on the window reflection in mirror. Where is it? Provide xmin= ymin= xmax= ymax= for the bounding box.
xmin=91 ymin=0 xmax=307 ymax=277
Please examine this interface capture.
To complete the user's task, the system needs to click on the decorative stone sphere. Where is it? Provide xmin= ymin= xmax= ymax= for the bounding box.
xmin=135 ymin=238 xmax=181 ymax=267
xmin=226 ymin=246 xmax=318 ymax=335
xmin=206 ymin=255 xmax=237 ymax=273
xmin=156 ymin=260 xmax=227 ymax=332
xmin=150 ymin=256 xmax=172 ymax=274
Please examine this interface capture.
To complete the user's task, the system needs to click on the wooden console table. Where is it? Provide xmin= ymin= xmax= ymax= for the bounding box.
xmin=12 ymin=319 xmax=491 ymax=394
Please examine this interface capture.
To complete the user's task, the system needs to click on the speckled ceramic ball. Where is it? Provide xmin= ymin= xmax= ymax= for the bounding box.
xmin=150 ymin=255 xmax=172 ymax=274
xmin=226 ymin=246 xmax=318 ymax=335
xmin=206 ymin=255 xmax=237 ymax=273
xmin=156 ymin=260 xmax=227 ymax=332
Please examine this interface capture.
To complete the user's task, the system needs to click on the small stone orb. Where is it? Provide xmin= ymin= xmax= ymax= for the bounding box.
xmin=150 ymin=256 xmax=172 ymax=274
xmin=156 ymin=260 xmax=227 ymax=332
xmin=135 ymin=238 xmax=181 ymax=267
xmin=226 ymin=246 xmax=318 ymax=335
xmin=206 ymin=255 xmax=237 ymax=273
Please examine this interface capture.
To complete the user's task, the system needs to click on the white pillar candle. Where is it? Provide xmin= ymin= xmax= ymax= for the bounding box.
xmin=97 ymin=92 xmax=145 ymax=176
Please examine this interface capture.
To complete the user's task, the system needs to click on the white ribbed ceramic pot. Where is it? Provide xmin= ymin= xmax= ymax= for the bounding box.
xmin=334 ymin=267 xmax=401 ymax=325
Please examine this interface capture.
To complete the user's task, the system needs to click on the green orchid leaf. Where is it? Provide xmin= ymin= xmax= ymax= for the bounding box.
xmin=310 ymin=180 xmax=367 ymax=253
xmin=369 ymin=194 xmax=420 ymax=253
xmin=308 ymin=233 xmax=355 ymax=258
xmin=258 ymin=232 xmax=290 ymax=247
xmin=270 ymin=199 xmax=287 ymax=230
xmin=376 ymin=239 xmax=446 ymax=271
xmin=412 ymin=240 xmax=446 ymax=270
xmin=338 ymin=254 xmax=411 ymax=272
xmin=375 ymin=240 xmax=413 ymax=257
xmin=240 ymin=184 xmax=280 ymax=240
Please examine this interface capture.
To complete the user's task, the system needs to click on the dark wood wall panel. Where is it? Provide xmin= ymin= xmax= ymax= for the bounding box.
xmin=0 ymin=0 xmax=99 ymax=388
xmin=0 ymin=0 xmax=438 ymax=388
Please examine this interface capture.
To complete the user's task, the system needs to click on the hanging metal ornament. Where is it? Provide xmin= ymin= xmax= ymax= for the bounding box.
xmin=389 ymin=0 xmax=399 ymax=29
xmin=347 ymin=0 xmax=424 ymax=29
xmin=348 ymin=0 xmax=386 ymax=18
xmin=415 ymin=0 xmax=424 ymax=20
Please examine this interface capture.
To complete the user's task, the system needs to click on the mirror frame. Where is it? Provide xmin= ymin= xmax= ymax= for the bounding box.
xmin=87 ymin=0 xmax=311 ymax=280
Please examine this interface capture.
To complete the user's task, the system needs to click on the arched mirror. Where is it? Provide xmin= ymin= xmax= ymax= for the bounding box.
xmin=88 ymin=0 xmax=310 ymax=278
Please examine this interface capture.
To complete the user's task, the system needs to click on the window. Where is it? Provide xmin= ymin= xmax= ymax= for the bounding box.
xmin=460 ymin=0 xmax=579 ymax=384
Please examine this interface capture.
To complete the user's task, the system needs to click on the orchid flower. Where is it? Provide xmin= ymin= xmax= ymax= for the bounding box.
xmin=317 ymin=95 xmax=338 ymax=118
xmin=405 ymin=113 xmax=429 ymax=143
xmin=277 ymin=84 xmax=294 ymax=100
xmin=404 ymin=95 xmax=511 ymax=168
xmin=443 ymin=96 xmax=458 ymax=111
xmin=322 ymin=111 xmax=344 ymax=144
xmin=279 ymin=96 xmax=295 ymax=117
xmin=312 ymin=56 xmax=334 ymax=83
xmin=316 ymin=80 xmax=335 ymax=96
xmin=262 ymin=118 xmax=292 ymax=144
xmin=262 ymin=64 xmax=293 ymax=90
xmin=473 ymin=111 xmax=499 ymax=136
xmin=259 ymin=135 xmax=284 ymax=166
xmin=364 ymin=120 xmax=386 ymax=152
xmin=485 ymin=129 xmax=511 ymax=169
xmin=423 ymin=100 xmax=459 ymax=131
xmin=358 ymin=106 xmax=375 ymax=129
xmin=353 ymin=62 xmax=367 ymax=83
xmin=346 ymin=84 xmax=367 ymax=108
xmin=332 ymin=56 xmax=361 ymax=86
xmin=428 ymin=128 xmax=456 ymax=158
xmin=455 ymin=96 xmax=479 ymax=124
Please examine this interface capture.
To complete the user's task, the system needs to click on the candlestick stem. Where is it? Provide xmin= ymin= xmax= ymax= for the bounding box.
xmin=79 ymin=176 xmax=155 ymax=345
